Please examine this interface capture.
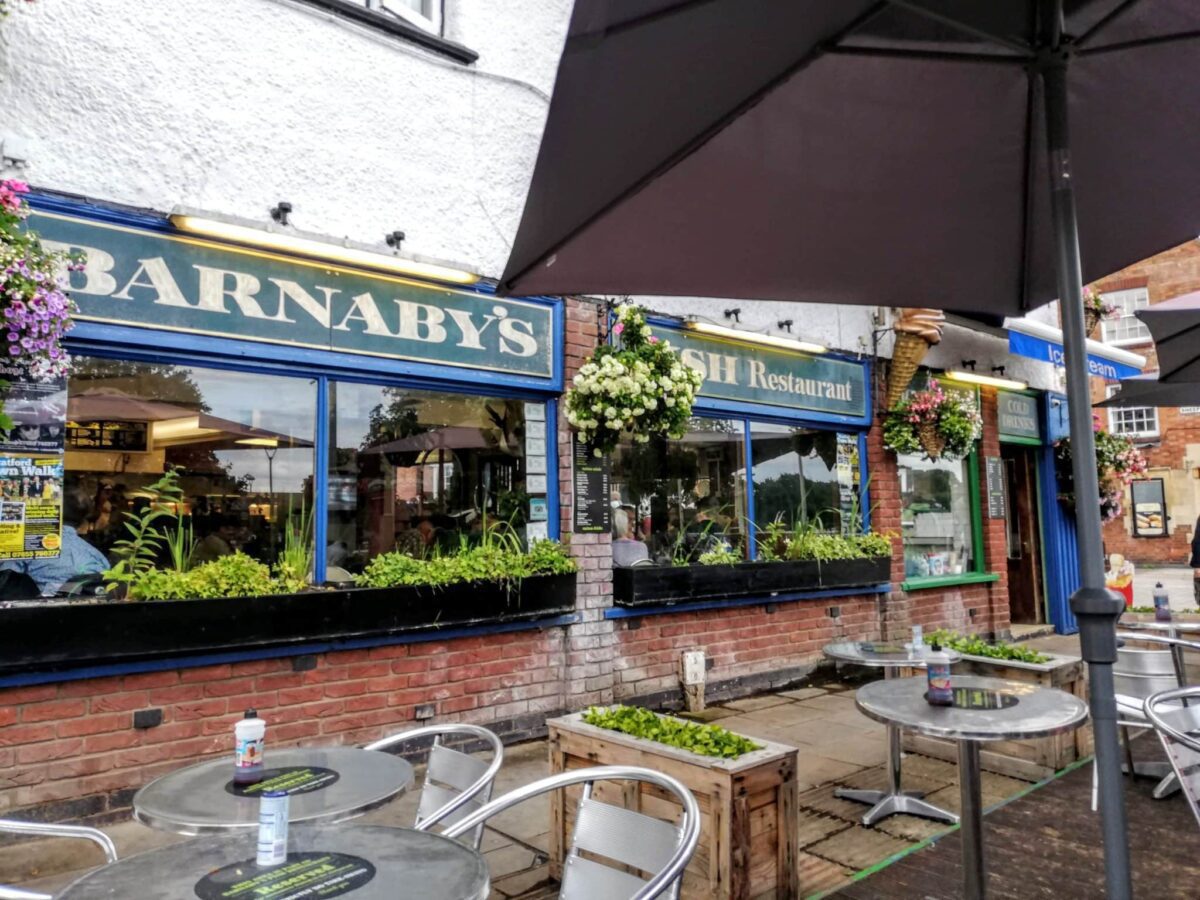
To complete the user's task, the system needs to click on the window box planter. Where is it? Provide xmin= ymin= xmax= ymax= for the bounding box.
xmin=613 ymin=557 xmax=889 ymax=608
xmin=0 ymin=573 xmax=576 ymax=674
xmin=547 ymin=711 xmax=799 ymax=900
xmin=899 ymin=651 xmax=1089 ymax=780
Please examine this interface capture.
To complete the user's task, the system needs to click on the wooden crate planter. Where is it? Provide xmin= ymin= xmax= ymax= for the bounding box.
xmin=899 ymin=652 xmax=1091 ymax=781
xmin=548 ymin=712 xmax=799 ymax=900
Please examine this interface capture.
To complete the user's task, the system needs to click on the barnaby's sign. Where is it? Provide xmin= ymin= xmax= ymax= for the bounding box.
xmin=648 ymin=324 xmax=869 ymax=421
xmin=31 ymin=211 xmax=554 ymax=379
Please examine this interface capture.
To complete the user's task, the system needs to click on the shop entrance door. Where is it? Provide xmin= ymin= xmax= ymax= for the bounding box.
xmin=1002 ymin=444 xmax=1043 ymax=624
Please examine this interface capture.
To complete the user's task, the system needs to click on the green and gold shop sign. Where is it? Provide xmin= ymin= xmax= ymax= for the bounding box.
xmin=31 ymin=211 xmax=554 ymax=378
xmin=650 ymin=325 xmax=868 ymax=421
xmin=997 ymin=390 xmax=1041 ymax=442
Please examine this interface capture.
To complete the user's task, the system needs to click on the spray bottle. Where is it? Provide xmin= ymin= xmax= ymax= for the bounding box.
xmin=925 ymin=643 xmax=953 ymax=706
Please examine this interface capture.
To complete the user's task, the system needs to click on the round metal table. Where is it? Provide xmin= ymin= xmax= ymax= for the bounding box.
xmin=58 ymin=824 xmax=489 ymax=900
xmin=134 ymin=747 xmax=414 ymax=834
xmin=823 ymin=640 xmax=962 ymax=826
xmin=856 ymin=675 xmax=1088 ymax=900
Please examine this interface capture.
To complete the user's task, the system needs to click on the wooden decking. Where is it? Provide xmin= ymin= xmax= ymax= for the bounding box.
xmin=830 ymin=744 xmax=1200 ymax=899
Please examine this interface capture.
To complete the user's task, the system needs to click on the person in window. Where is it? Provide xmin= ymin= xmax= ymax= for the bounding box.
xmin=190 ymin=515 xmax=243 ymax=565
xmin=684 ymin=496 xmax=728 ymax=558
xmin=0 ymin=487 xmax=109 ymax=596
xmin=612 ymin=507 xmax=649 ymax=567
xmin=396 ymin=516 xmax=439 ymax=558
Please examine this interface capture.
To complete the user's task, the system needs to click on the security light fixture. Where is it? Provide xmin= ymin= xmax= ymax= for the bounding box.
xmin=723 ymin=308 xmax=741 ymax=323
xmin=685 ymin=319 xmax=826 ymax=354
xmin=777 ymin=319 xmax=793 ymax=332
xmin=269 ymin=202 xmax=293 ymax=226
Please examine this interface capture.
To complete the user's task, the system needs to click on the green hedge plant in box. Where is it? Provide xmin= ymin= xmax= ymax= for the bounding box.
xmin=582 ymin=705 xmax=761 ymax=759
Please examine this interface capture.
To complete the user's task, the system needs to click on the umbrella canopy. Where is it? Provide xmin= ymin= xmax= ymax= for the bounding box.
xmin=361 ymin=426 xmax=493 ymax=455
xmin=501 ymin=1 xmax=1200 ymax=311
xmin=1136 ymin=289 xmax=1200 ymax=381
xmin=501 ymin=3 xmax=1200 ymax=895
xmin=1096 ymin=375 xmax=1200 ymax=409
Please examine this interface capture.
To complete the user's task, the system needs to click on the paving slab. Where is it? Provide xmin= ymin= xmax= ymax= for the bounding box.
xmin=779 ymin=687 xmax=829 ymax=701
xmin=806 ymin=824 xmax=913 ymax=870
xmin=795 ymin=692 xmax=864 ymax=713
xmin=676 ymin=706 xmax=739 ymax=722
xmin=875 ymin=813 xmax=954 ymax=843
xmin=796 ymin=810 xmax=854 ymax=847
xmin=797 ymin=784 xmax=874 ymax=821
xmin=736 ymin=701 xmax=829 ymax=727
xmin=795 ymin=754 xmax=866 ymax=790
xmin=491 ymin=863 xmax=555 ymax=898
xmin=720 ymin=694 xmax=795 ymax=712
xmin=797 ymin=851 xmax=855 ymax=897
xmin=834 ymin=764 xmax=951 ymax=797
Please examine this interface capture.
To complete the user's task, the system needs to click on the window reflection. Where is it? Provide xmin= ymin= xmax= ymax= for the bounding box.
xmin=898 ymin=454 xmax=974 ymax=579
xmin=610 ymin=418 xmax=747 ymax=565
xmin=750 ymin=424 xmax=857 ymax=534
xmin=55 ymin=357 xmax=315 ymax=593
xmin=328 ymin=384 xmax=529 ymax=574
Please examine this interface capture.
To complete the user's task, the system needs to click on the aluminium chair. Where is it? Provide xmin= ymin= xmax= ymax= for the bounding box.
xmin=1144 ymin=686 xmax=1200 ymax=830
xmin=444 ymin=765 xmax=701 ymax=900
xmin=0 ymin=818 xmax=117 ymax=900
xmin=363 ymin=723 xmax=503 ymax=849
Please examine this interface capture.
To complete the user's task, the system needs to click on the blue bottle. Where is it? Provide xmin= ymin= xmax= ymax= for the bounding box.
xmin=926 ymin=643 xmax=953 ymax=706
xmin=1153 ymin=582 xmax=1171 ymax=623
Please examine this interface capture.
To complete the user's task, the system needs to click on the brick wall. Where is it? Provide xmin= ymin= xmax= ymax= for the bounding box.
xmin=0 ymin=630 xmax=566 ymax=824
xmin=1089 ymin=241 xmax=1200 ymax=566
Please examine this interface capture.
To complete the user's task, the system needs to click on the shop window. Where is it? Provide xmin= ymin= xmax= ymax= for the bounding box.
xmin=1100 ymin=287 xmax=1151 ymax=346
xmin=327 ymin=383 xmax=529 ymax=575
xmin=344 ymin=0 xmax=442 ymax=33
xmin=36 ymin=356 xmax=317 ymax=597
xmin=1105 ymin=385 xmax=1159 ymax=438
xmin=898 ymin=453 xmax=980 ymax=581
xmin=610 ymin=417 xmax=747 ymax=566
xmin=749 ymin=423 xmax=859 ymax=534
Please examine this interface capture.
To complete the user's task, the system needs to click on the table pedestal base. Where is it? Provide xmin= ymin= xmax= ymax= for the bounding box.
xmin=835 ymin=723 xmax=959 ymax=827
xmin=1122 ymin=760 xmax=1180 ymax=799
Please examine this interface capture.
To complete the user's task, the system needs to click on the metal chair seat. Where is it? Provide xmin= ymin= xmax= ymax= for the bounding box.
xmin=444 ymin=765 xmax=701 ymax=900
xmin=1144 ymin=687 xmax=1200 ymax=830
xmin=364 ymin=723 xmax=503 ymax=850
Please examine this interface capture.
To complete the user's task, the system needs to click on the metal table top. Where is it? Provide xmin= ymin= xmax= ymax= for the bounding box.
xmin=823 ymin=640 xmax=963 ymax=668
xmin=1120 ymin=618 xmax=1200 ymax=634
xmin=59 ymin=824 xmax=488 ymax=900
xmin=134 ymin=747 xmax=414 ymax=835
xmin=856 ymin=675 xmax=1089 ymax=742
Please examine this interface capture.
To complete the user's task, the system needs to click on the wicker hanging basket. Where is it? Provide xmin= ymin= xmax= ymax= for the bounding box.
xmin=886 ymin=332 xmax=933 ymax=408
xmin=1084 ymin=308 xmax=1102 ymax=337
xmin=917 ymin=421 xmax=947 ymax=460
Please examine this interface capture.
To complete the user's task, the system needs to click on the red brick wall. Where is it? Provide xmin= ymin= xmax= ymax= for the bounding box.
xmin=0 ymin=631 xmax=566 ymax=821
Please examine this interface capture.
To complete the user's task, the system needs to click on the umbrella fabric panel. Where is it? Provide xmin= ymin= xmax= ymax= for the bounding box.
xmin=1096 ymin=378 xmax=1200 ymax=409
xmin=1136 ymin=290 xmax=1200 ymax=382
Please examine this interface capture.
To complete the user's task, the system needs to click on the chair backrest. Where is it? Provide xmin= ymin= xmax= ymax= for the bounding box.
xmin=444 ymin=765 xmax=701 ymax=900
xmin=363 ymin=723 xmax=502 ymax=849
xmin=1114 ymin=637 xmax=1177 ymax=701
xmin=0 ymin=818 xmax=118 ymax=900
xmin=1144 ymin=686 xmax=1200 ymax=829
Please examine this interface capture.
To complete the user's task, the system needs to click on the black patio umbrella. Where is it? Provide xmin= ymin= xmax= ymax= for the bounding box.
xmin=1136 ymin=290 xmax=1200 ymax=382
xmin=1097 ymin=375 xmax=1200 ymax=409
xmin=501 ymin=3 xmax=1200 ymax=896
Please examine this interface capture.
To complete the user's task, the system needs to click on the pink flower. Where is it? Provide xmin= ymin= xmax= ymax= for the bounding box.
xmin=613 ymin=322 xmax=624 ymax=335
xmin=648 ymin=336 xmax=659 ymax=344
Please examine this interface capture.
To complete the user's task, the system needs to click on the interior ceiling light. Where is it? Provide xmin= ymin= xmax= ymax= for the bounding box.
xmin=686 ymin=319 xmax=826 ymax=354
xmin=235 ymin=438 xmax=280 ymax=447
xmin=170 ymin=210 xmax=479 ymax=285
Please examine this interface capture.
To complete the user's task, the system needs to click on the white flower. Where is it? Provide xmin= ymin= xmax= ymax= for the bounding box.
xmin=665 ymin=397 xmax=675 ymax=407
xmin=604 ymin=406 xmax=617 ymax=419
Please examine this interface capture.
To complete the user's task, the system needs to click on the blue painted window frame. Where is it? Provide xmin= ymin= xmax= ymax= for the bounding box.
xmin=44 ymin=194 xmax=565 ymax=585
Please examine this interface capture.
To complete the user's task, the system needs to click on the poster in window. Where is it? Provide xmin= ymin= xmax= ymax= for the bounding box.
xmin=1131 ymin=478 xmax=1167 ymax=537
xmin=836 ymin=433 xmax=860 ymax=529
xmin=0 ymin=362 xmax=67 ymax=454
xmin=0 ymin=455 xmax=63 ymax=560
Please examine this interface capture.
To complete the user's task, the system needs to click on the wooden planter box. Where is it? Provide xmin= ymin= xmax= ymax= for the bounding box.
xmin=0 ymin=574 xmax=576 ymax=674
xmin=900 ymin=652 xmax=1091 ymax=781
xmin=613 ymin=557 xmax=890 ymax=608
xmin=548 ymin=712 xmax=799 ymax=900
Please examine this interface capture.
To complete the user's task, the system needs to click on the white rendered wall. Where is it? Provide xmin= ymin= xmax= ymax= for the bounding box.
xmin=0 ymin=0 xmax=572 ymax=277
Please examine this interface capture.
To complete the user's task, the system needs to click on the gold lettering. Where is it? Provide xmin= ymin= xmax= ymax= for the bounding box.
xmin=747 ymin=359 xmax=767 ymax=388
xmin=446 ymin=308 xmax=497 ymax=350
xmin=112 ymin=257 xmax=190 ymax=307
xmin=333 ymin=291 xmax=393 ymax=336
xmin=706 ymin=353 xmax=738 ymax=385
xmin=498 ymin=317 xmax=538 ymax=357
xmin=42 ymin=241 xmax=117 ymax=296
xmin=395 ymin=300 xmax=447 ymax=343
xmin=192 ymin=266 xmax=270 ymax=318
xmin=681 ymin=348 xmax=707 ymax=377
xmin=268 ymin=279 xmax=338 ymax=326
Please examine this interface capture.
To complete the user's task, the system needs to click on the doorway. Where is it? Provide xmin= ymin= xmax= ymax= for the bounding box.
xmin=1002 ymin=444 xmax=1044 ymax=624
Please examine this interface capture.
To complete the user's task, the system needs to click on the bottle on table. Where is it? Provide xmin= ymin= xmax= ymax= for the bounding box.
xmin=256 ymin=791 xmax=289 ymax=866
xmin=235 ymin=708 xmax=266 ymax=785
xmin=925 ymin=643 xmax=953 ymax=706
xmin=1153 ymin=582 xmax=1172 ymax=623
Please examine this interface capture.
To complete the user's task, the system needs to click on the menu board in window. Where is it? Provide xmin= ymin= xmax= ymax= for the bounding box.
xmin=1131 ymin=478 xmax=1167 ymax=537
xmin=572 ymin=434 xmax=610 ymax=534
xmin=66 ymin=420 xmax=149 ymax=452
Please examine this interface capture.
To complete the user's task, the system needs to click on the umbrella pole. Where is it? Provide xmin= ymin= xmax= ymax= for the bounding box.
xmin=1042 ymin=52 xmax=1133 ymax=899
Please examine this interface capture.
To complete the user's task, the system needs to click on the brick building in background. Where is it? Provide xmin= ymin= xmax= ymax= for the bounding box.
xmin=1090 ymin=240 xmax=1200 ymax=566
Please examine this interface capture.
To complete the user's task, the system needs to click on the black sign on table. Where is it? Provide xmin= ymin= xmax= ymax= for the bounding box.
xmin=194 ymin=851 xmax=375 ymax=900
xmin=572 ymin=434 xmax=611 ymax=534
xmin=985 ymin=456 xmax=1007 ymax=520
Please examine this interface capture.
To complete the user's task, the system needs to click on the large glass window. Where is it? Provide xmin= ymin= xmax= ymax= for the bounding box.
xmin=328 ymin=384 xmax=529 ymax=575
xmin=898 ymin=454 xmax=977 ymax=580
xmin=1100 ymin=287 xmax=1151 ymax=345
xmin=52 ymin=357 xmax=316 ymax=592
xmin=750 ymin=424 xmax=859 ymax=534
xmin=610 ymin=417 xmax=747 ymax=565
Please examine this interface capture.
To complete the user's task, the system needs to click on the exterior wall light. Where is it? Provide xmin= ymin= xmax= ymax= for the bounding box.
xmin=685 ymin=319 xmax=826 ymax=355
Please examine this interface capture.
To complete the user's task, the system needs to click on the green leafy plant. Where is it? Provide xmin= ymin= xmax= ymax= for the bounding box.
xmin=582 ymin=705 xmax=761 ymax=759
xmin=355 ymin=539 xmax=576 ymax=589
xmin=698 ymin=545 xmax=740 ymax=565
xmin=127 ymin=552 xmax=279 ymax=601
xmin=926 ymin=628 xmax=1050 ymax=665
xmin=105 ymin=469 xmax=186 ymax=590
xmin=274 ymin=499 xmax=313 ymax=592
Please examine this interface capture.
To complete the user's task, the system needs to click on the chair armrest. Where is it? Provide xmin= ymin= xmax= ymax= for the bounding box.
xmin=0 ymin=820 xmax=117 ymax=864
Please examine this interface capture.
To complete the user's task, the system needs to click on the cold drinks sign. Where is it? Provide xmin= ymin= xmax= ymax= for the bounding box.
xmin=31 ymin=211 xmax=555 ymax=380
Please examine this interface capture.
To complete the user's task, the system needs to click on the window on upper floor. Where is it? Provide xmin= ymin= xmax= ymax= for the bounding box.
xmin=360 ymin=0 xmax=442 ymax=34
xmin=1106 ymin=385 xmax=1159 ymax=438
xmin=1100 ymin=287 xmax=1151 ymax=346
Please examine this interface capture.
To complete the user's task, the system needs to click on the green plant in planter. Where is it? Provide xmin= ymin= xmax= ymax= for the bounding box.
xmin=698 ymin=545 xmax=740 ymax=566
xmin=127 ymin=552 xmax=279 ymax=601
xmin=105 ymin=468 xmax=187 ymax=590
xmin=274 ymin=499 xmax=313 ymax=592
xmin=926 ymin=628 xmax=1050 ymax=664
xmin=582 ymin=705 xmax=761 ymax=759
xmin=355 ymin=539 xmax=576 ymax=589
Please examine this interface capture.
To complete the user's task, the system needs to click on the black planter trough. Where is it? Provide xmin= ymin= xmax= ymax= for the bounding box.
xmin=0 ymin=573 xmax=576 ymax=674
xmin=613 ymin=557 xmax=890 ymax=608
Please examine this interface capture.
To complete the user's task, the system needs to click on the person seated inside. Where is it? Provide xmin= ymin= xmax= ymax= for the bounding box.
xmin=612 ymin=507 xmax=650 ymax=567
xmin=0 ymin=487 xmax=109 ymax=596
xmin=190 ymin=514 xmax=243 ymax=565
xmin=395 ymin=515 xmax=439 ymax=558
xmin=684 ymin=496 xmax=728 ymax=556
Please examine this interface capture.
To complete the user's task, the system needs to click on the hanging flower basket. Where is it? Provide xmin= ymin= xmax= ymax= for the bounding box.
xmin=883 ymin=378 xmax=981 ymax=463
xmin=1054 ymin=414 xmax=1148 ymax=522
xmin=1082 ymin=286 xmax=1117 ymax=337
xmin=564 ymin=304 xmax=703 ymax=456
xmin=0 ymin=180 xmax=78 ymax=403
